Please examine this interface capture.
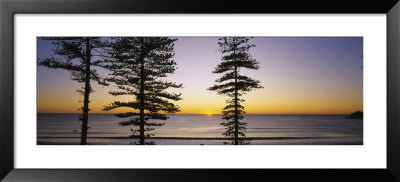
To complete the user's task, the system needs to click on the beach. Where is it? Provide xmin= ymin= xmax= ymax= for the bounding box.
xmin=37 ymin=114 xmax=363 ymax=145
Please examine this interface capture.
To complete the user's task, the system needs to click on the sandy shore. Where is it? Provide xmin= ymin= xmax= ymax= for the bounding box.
xmin=37 ymin=136 xmax=363 ymax=145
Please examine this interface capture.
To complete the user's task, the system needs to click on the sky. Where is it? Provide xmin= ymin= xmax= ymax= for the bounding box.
xmin=37 ymin=37 xmax=363 ymax=115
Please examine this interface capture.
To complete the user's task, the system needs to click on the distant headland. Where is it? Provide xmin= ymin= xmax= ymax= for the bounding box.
xmin=346 ymin=111 xmax=363 ymax=119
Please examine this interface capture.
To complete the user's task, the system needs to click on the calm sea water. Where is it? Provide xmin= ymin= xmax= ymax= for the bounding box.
xmin=37 ymin=114 xmax=363 ymax=145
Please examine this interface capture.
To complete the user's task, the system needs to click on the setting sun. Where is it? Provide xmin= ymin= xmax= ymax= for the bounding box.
xmin=205 ymin=111 xmax=215 ymax=116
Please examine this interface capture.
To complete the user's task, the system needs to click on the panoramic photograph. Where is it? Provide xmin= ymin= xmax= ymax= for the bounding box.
xmin=37 ymin=37 xmax=363 ymax=145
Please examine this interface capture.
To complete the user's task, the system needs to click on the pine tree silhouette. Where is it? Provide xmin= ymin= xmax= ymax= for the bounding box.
xmin=209 ymin=37 xmax=263 ymax=145
xmin=102 ymin=37 xmax=182 ymax=145
xmin=38 ymin=37 xmax=108 ymax=145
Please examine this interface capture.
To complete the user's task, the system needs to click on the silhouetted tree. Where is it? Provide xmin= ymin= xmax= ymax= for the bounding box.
xmin=208 ymin=37 xmax=263 ymax=145
xmin=102 ymin=37 xmax=182 ymax=145
xmin=38 ymin=37 xmax=108 ymax=145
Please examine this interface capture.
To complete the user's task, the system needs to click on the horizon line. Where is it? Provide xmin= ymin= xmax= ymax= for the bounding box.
xmin=37 ymin=112 xmax=361 ymax=115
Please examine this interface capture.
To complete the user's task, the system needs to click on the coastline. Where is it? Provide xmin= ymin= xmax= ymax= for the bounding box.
xmin=37 ymin=136 xmax=353 ymax=140
xmin=37 ymin=114 xmax=363 ymax=145
xmin=37 ymin=136 xmax=363 ymax=145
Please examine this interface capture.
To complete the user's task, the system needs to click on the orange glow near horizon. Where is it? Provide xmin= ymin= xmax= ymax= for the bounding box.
xmin=37 ymin=86 xmax=362 ymax=115
xmin=36 ymin=77 xmax=363 ymax=115
xmin=37 ymin=78 xmax=363 ymax=115
xmin=36 ymin=79 xmax=363 ymax=115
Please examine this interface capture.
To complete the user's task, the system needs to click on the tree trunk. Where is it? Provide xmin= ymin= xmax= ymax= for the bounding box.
xmin=80 ymin=37 xmax=91 ymax=145
xmin=233 ymin=46 xmax=239 ymax=145
xmin=139 ymin=38 xmax=145 ymax=145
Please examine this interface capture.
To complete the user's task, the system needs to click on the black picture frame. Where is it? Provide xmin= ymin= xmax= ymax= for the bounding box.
xmin=1 ymin=0 xmax=400 ymax=181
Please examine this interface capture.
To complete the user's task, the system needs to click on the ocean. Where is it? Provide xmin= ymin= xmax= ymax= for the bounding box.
xmin=37 ymin=113 xmax=363 ymax=145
